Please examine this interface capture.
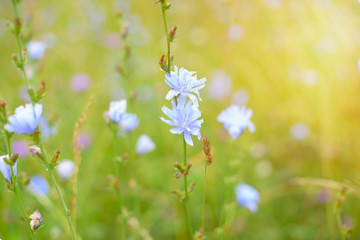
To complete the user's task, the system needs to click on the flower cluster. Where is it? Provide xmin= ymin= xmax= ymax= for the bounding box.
xmin=217 ymin=105 xmax=255 ymax=139
xmin=161 ymin=66 xmax=206 ymax=146
xmin=107 ymin=100 xmax=139 ymax=133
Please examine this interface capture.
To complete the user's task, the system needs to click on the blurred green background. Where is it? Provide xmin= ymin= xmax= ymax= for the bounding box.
xmin=1 ymin=0 xmax=360 ymax=239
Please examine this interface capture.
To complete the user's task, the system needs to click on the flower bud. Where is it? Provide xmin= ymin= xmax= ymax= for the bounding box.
xmin=11 ymin=153 xmax=19 ymax=165
xmin=0 ymin=100 xmax=6 ymax=124
xmin=29 ymin=210 xmax=43 ymax=231
xmin=187 ymin=182 xmax=195 ymax=193
xmin=159 ymin=54 xmax=168 ymax=72
xmin=168 ymin=26 xmax=177 ymax=42
xmin=12 ymin=54 xmax=22 ymax=68
xmin=22 ymin=48 xmax=27 ymax=63
xmin=14 ymin=18 xmax=22 ymax=36
xmin=50 ymin=150 xmax=60 ymax=168
xmin=36 ymin=80 xmax=46 ymax=97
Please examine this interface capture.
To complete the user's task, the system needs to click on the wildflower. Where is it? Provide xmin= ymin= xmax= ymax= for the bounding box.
xmin=29 ymin=210 xmax=43 ymax=231
xmin=39 ymin=117 xmax=57 ymax=139
xmin=5 ymin=103 xmax=42 ymax=134
xmin=136 ymin=134 xmax=155 ymax=155
xmin=120 ymin=113 xmax=139 ymax=132
xmin=160 ymin=97 xmax=203 ymax=146
xmin=290 ymin=123 xmax=309 ymax=140
xmin=27 ymin=175 xmax=49 ymax=197
xmin=71 ymin=74 xmax=90 ymax=92
xmin=11 ymin=141 xmax=29 ymax=157
xmin=29 ymin=145 xmax=41 ymax=158
xmin=0 ymin=155 xmax=17 ymax=182
xmin=56 ymin=160 xmax=75 ymax=180
xmin=217 ymin=105 xmax=255 ymax=139
xmin=207 ymin=70 xmax=231 ymax=100
xmin=27 ymin=41 xmax=46 ymax=60
xmin=108 ymin=100 xmax=127 ymax=123
xmin=164 ymin=66 xmax=206 ymax=106
xmin=77 ymin=133 xmax=91 ymax=150
xmin=235 ymin=183 xmax=260 ymax=212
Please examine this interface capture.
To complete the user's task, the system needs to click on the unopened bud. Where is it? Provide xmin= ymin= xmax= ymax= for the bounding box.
xmin=22 ymin=48 xmax=27 ymax=62
xmin=12 ymin=54 xmax=22 ymax=68
xmin=11 ymin=153 xmax=19 ymax=165
xmin=188 ymin=182 xmax=195 ymax=193
xmin=50 ymin=150 xmax=60 ymax=167
xmin=122 ymin=22 xmax=130 ymax=38
xmin=109 ymin=175 xmax=120 ymax=189
xmin=159 ymin=54 xmax=168 ymax=72
xmin=14 ymin=18 xmax=22 ymax=36
xmin=29 ymin=210 xmax=43 ymax=231
xmin=168 ymin=26 xmax=177 ymax=42
xmin=36 ymin=81 xmax=46 ymax=96
xmin=124 ymin=45 xmax=131 ymax=58
xmin=0 ymin=100 xmax=6 ymax=123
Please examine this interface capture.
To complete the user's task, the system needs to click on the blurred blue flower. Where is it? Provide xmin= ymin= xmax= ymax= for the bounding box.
xmin=217 ymin=105 xmax=255 ymax=139
xmin=165 ymin=66 xmax=206 ymax=106
xmin=11 ymin=141 xmax=29 ymax=157
xmin=56 ymin=160 xmax=75 ymax=180
xmin=39 ymin=117 xmax=57 ymax=139
xmin=5 ymin=104 xmax=42 ymax=134
xmin=27 ymin=41 xmax=46 ymax=60
xmin=136 ymin=134 xmax=155 ymax=155
xmin=235 ymin=183 xmax=260 ymax=212
xmin=0 ymin=155 xmax=17 ymax=182
xmin=120 ymin=113 xmax=139 ymax=132
xmin=108 ymin=100 xmax=127 ymax=123
xmin=160 ymin=97 xmax=203 ymax=146
xmin=28 ymin=175 xmax=49 ymax=197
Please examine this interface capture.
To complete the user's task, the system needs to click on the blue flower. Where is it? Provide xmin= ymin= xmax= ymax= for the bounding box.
xmin=56 ymin=160 xmax=75 ymax=181
xmin=120 ymin=113 xmax=139 ymax=132
xmin=0 ymin=155 xmax=17 ymax=182
xmin=27 ymin=175 xmax=49 ymax=197
xmin=136 ymin=134 xmax=155 ymax=155
xmin=217 ymin=105 xmax=255 ymax=139
xmin=108 ymin=100 xmax=127 ymax=123
xmin=39 ymin=117 xmax=57 ymax=139
xmin=5 ymin=104 xmax=42 ymax=134
xmin=235 ymin=183 xmax=260 ymax=212
xmin=165 ymin=66 xmax=206 ymax=106
xmin=160 ymin=97 xmax=203 ymax=146
xmin=27 ymin=41 xmax=46 ymax=60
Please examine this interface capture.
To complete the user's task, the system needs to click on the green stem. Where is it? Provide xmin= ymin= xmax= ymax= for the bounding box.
xmin=5 ymin=132 xmax=37 ymax=240
xmin=161 ymin=7 xmax=171 ymax=74
xmin=10 ymin=0 xmax=31 ymax=91
xmin=183 ymin=137 xmax=192 ymax=239
xmin=112 ymin=129 xmax=127 ymax=240
xmin=38 ymin=141 xmax=77 ymax=240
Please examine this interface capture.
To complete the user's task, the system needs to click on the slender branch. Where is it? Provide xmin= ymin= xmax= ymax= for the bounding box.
xmin=183 ymin=137 xmax=192 ymax=239
xmin=5 ymin=131 xmax=37 ymax=240
xmin=38 ymin=141 xmax=77 ymax=240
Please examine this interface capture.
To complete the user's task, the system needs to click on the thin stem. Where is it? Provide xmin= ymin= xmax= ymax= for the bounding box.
xmin=38 ymin=141 xmax=77 ymax=240
xmin=201 ymin=165 xmax=207 ymax=230
xmin=161 ymin=7 xmax=171 ymax=74
xmin=10 ymin=0 xmax=31 ymax=91
xmin=112 ymin=129 xmax=127 ymax=240
xmin=183 ymin=137 xmax=192 ymax=239
xmin=4 ymin=132 xmax=37 ymax=240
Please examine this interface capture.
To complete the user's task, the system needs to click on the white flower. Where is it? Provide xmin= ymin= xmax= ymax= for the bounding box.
xmin=236 ymin=183 xmax=260 ymax=212
xmin=0 ymin=155 xmax=17 ymax=182
xmin=56 ymin=160 xmax=75 ymax=180
xmin=108 ymin=100 xmax=127 ymax=123
xmin=136 ymin=135 xmax=155 ymax=155
xmin=120 ymin=113 xmax=139 ymax=132
xmin=217 ymin=105 xmax=255 ymax=139
xmin=29 ymin=210 xmax=43 ymax=231
xmin=27 ymin=41 xmax=46 ymax=60
xmin=5 ymin=104 xmax=42 ymax=134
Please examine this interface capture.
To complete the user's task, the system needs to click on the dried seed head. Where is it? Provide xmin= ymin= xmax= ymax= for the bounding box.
xmin=201 ymin=137 xmax=212 ymax=165
xmin=29 ymin=145 xmax=41 ymax=158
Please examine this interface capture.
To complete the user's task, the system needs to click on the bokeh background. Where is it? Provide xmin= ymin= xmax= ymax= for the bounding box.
xmin=1 ymin=0 xmax=360 ymax=239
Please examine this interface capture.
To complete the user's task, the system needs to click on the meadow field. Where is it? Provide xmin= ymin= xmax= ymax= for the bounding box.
xmin=1 ymin=0 xmax=360 ymax=239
